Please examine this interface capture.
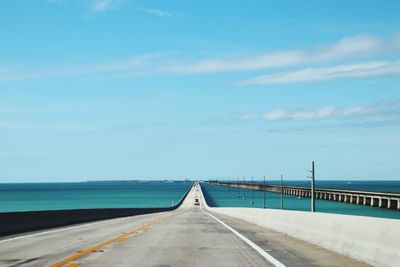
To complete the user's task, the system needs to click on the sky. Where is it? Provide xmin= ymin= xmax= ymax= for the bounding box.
xmin=1 ymin=0 xmax=400 ymax=182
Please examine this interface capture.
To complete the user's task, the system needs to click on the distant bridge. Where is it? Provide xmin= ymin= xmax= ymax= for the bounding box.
xmin=210 ymin=182 xmax=400 ymax=210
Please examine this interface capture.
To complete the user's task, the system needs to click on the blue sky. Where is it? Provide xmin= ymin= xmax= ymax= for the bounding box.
xmin=1 ymin=0 xmax=400 ymax=182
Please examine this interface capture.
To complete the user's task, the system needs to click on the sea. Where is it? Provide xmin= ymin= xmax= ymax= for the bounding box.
xmin=0 ymin=181 xmax=193 ymax=212
xmin=201 ymin=180 xmax=400 ymax=220
xmin=1 ymin=180 xmax=399 ymax=219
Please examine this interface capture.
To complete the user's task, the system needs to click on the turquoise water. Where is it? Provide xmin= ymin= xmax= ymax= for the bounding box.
xmin=202 ymin=182 xmax=400 ymax=220
xmin=0 ymin=181 xmax=193 ymax=212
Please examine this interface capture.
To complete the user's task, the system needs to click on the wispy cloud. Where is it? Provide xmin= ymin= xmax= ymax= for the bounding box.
xmin=91 ymin=0 xmax=117 ymax=12
xmin=136 ymin=8 xmax=183 ymax=17
xmin=263 ymin=118 xmax=400 ymax=133
xmin=1 ymin=33 xmax=399 ymax=82
xmin=46 ymin=0 xmax=121 ymax=12
xmin=163 ymin=33 xmax=400 ymax=74
xmin=242 ymin=100 xmax=400 ymax=122
xmin=236 ymin=60 xmax=400 ymax=85
xmin=0 ymin=53 xmax=164 ymax=81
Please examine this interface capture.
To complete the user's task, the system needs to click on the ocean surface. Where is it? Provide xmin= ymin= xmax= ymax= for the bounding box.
xmin=201 ymin=180 xmax=400 ymax=220
xmin=0 ymin=181 xmax=193 ymax=212
xmin=2 ymin=180 xmax=399 ymax=219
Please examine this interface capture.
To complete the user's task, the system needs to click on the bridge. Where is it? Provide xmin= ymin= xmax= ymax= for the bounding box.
xmin=211 ymin=181 xmax=400 ymax=210
xmin=0 ymin=183 xmax=398 ymax=267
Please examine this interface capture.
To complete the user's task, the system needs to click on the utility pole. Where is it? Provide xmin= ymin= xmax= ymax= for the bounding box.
xmin=307 ymin=161 xmax=316 ymax=212
xmin=231 ymin=177 xmax=235 ymax=196
xmin=280 ymin=174 xmax=284 ymax=210
xmin=251 ymin=176 xmax=254 ymax=204
xmin=243 ymin=176 xmax=246 ymax=200
xmin=263 ymin=175 xmax=266 ymax=209
xmin=237 ymin=177 xmax=240 ymax=198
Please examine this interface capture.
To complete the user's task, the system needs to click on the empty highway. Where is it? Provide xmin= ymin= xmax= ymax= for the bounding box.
xmin=0 ymin=184 xmax=369 ymax=267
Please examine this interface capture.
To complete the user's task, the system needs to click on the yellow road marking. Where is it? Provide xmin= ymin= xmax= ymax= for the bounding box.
xmin=116 ymin=236 xmax=129 ymax=244
xmin=49 ymin=212 xmax=179 ymax=267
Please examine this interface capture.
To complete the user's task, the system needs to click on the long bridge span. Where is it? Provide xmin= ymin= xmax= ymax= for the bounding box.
xmin=0 ymin=183 xmax=398 ymax=267
xmin=210 ymin=181 xmax=400 ymax=210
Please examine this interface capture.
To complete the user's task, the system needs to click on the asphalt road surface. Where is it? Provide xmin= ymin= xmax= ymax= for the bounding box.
xmin=0 ymin=185 xmax=369 ymax=267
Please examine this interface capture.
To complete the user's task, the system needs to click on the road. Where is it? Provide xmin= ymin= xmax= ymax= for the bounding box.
xmin=0 ymin=184 xmax=369 ymax=267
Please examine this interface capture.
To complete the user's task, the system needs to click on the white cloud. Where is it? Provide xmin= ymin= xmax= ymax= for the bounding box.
xmin=289 ymin=106 xmax=335 ymax=120
xmin=163 ymin=33 xmax=400 ymax=74
xmin=237 ymin=61 xmax=400 ymax=85
xmin=261 ymin=109 xmax=287 ymax=120
xmin=311 ymin=35 xmax=384 ymax=61
xmin=1 ymin=33 xmax=399 ymax=82
xmin=0 ymin=53 xmax=164 ymax=81
xmin=165 ymin=51 xmax=304 ymax=74
xmin=136 ymin=8 xmax=183 ymax=17
xmin=243 ymin=104 xmax=378 ymax=122
xmin=92 ymin=0 xmax=117 ymax=12
xmin=46 ymin=0 xmax=120 ymax=12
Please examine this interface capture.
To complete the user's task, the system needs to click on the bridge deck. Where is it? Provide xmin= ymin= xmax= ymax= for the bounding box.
xmin=0 ymin=186 xmax=370 ymax=267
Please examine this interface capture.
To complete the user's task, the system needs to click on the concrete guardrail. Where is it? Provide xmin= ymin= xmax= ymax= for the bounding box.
xmin=200 ymin=183 xmax=400 ymax=267
xmin=0 ymin=188 xmax=191 ymax=237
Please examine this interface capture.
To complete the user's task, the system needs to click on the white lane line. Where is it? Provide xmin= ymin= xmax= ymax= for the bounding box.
xmin=201 ymin=208 xmax=286 ymax=267
xmin=0 ymin=213 xmax=162 ymax=244
xmin=197 ymin=183 xmax=285 ymax=267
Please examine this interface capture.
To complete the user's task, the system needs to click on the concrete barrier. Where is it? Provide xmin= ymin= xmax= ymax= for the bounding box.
xmin=200 ymin=183 xmax=400 ymax=267
xmin=0 ymin=188 xmax=191 ymax=237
